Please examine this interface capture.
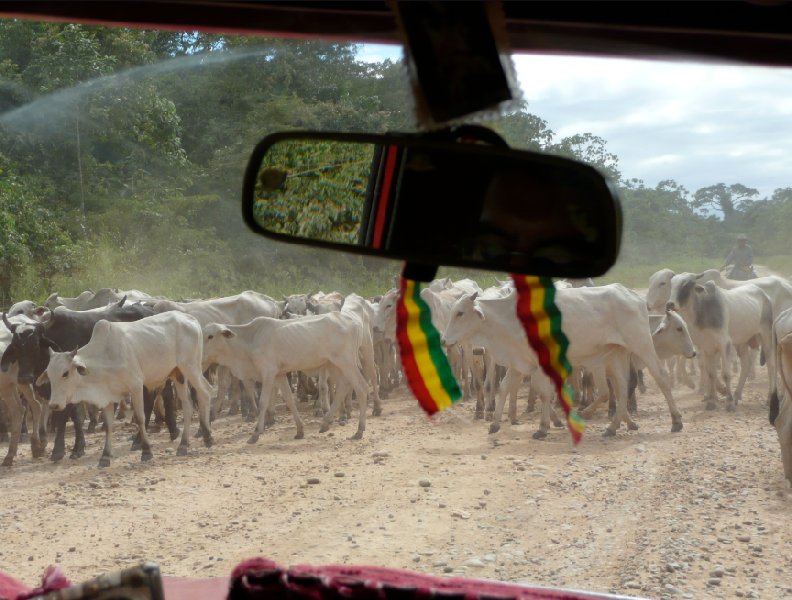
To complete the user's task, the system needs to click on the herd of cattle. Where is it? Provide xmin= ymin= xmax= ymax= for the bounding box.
xmin=0 ymin=271 xmax=790 ymax=484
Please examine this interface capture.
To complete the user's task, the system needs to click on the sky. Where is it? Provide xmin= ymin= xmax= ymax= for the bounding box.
xmin=360 ymin=44 xmax=792 ymax=199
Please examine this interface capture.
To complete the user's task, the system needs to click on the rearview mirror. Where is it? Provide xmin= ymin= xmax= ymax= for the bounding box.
xmin=242 ymin=131 xmax=622 ymax=277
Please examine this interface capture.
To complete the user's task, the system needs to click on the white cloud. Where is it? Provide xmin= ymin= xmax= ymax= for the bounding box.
xmin=511 ymin=54 xmax=792 ymax=197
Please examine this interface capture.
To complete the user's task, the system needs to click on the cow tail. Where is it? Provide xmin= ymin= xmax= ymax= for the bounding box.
xmin=760 ymin=296 xmax=773 ymax=367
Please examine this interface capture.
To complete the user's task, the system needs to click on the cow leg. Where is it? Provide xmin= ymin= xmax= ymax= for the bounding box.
xmin=173 ymin=378 xmax=200 ymax=456
xmin=0 ymin=401 xmax=8 ymax=443
xmin=173 ymin=380 xmax=194 ymax=454
xmin=775 ymin=340 xmax=792 ymax=485
xmin=116 ymin=396 xmax=128 ymax=422
xmin=778 ymin=396 xmax=792 ymax=485
xmin=316 ymin=369 xmax=329 ymax=417
xmin=249 ymin=373 xmax=276 ymax=444
xmin=276 ymin=376 xmax=304 ymax=439
xmin=39 ymin=401 xmax=50 ymax=446
xmin=678 ymin=357 xmax=695 ymax=389
xmin=534 ymin=387 xmax=552 ymax=439
xmin=347 ymin=365 xmax=370 ymax=440
xmin=50 ymin=408 xmax=68 ymax=462
xmin=360 ymin=335 xmax=382 ymax=417
xmin=244 ymin=382 xmax=261 ymax=424
xmin=17 ymin=385 xmax=45 ymax=458
xmin=508 ymin=375 xmax=521 ymax=425
xmin=581 ymin=368 xmax=609 ymax=418
xmin=131 ymin=387 xmax=156 ymax=450
xmin=476 ymin=356 xmax=492 ymax=420
xmin=642 ymin=356 xmax=683 ymax=432
xmin=719 ymin=346 xmax=736 ymax=410
xmin=98 ymin=403 xmax=114 ymax=467
xmin=732 ymin=345 xmax=752 ymax=409
xmin=190 ymin=374 xmax=214 ymax=449
xmin=491 ymin=368 xmax=520 ymax=434
xmin=85 ymin=403 xmax=98 ymax=434
xmin=701 ymin=353 xmax=719 ymax=409
xmin=160 ymin=382 xmax=180 ymax=441
xmin=151 ymin=391 xmax=165 ymax=427
xmin=626 ymin=365 xmax=640 ymax=416
xmin=550 ymin=402 xmax=564 ymax=427
xmin=68 ymin=403 xmax=86 ymax=459
xmin=604 ymin=352 xmax=636 ymax=436
xmin=320 ymin=374 xmax=345 ymax=434
xmin=129 ymin=388 xmax=153 ymax=461
xmin=1 ymin=384 xmax=23 ymax=466
xmin=636 ymin=368 xmax=646 ymax=395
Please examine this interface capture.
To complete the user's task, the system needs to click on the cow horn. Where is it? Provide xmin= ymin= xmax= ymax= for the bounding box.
xmin=117 ymin=295 xmax=127 ymax=308
xmin=2 ymin=312 xmax=17 ymax=333
xmin=40 ymin=307 xmax=55 ymax=330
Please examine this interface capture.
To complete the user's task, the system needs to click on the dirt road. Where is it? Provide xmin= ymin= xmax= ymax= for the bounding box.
xmin=1 ymin=374 xmax=790 ymax=599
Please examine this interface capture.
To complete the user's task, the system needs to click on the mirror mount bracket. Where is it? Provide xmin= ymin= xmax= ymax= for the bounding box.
xmin=401 ymin=262 xmax=438 ymax=283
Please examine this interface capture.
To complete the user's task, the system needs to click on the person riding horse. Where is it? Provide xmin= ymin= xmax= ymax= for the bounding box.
xmin=721 ymin=233 xmax=756 ymax=280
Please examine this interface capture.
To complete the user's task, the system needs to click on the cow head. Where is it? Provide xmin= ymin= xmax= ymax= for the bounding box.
xmin=7 ymin=300 xmax=37 ymax=318
xmin=284 ymin=294 xmax=308 ymax=316
xmin=202 ymin=323 xmax=235 ymax=370
xmin=1 ymin=310 xmax=60 ymax=385
xmin=443 ymin=292 xmax=483 ymax=347
xmin=37 ymin=348 xmax=87 ymax=411
xmin=666 ymin=273 xmax=697 ymax=312
xmin=652 ymin=310 xmax=697 ymax=359
xmin=646 ymin=268 xmax=675 ymax=312
xmin=373 ymin=290 xmax=399 ymax=336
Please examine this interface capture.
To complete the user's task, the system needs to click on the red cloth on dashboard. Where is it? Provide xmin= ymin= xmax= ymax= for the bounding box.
xmin=1 ymin=565 xmax=71 ymax=600
xmin=228 ymin=557 xmax=629 ymax=600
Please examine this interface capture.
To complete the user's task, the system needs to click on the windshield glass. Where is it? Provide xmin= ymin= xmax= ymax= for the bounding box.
xmin=0 ymin=21 xmax=790 ymax=600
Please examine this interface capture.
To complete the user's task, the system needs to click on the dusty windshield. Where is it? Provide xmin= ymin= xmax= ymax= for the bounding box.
xmin=0 ymin=21 xmax=791 ymax=600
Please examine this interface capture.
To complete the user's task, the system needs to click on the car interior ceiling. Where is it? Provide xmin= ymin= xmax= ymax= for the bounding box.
xmin=2 ymin=1 xmax=792 ymax=66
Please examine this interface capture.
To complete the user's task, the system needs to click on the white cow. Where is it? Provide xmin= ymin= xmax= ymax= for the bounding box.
xmin=584 ymin=309 xmax=697 ymax=418
xmin=771 ymin=307 xmax=792 ymax=485
xmin=37 ymin=312 xmax=214 ymax=466
xmin=151 ymin=290 xmax=281 ymax=325
xmin=202 ymin=311 xmax=370 ymax=441
xmin=338 ymin=294 xmax=382 ymax=417
xmin=444 ymin=284 xmax=683 ymax=437
xmin=646 ymin=269 xmax=698 ymax=388
xmin=7 ymin=300 xmax=38 ymax=318
xmin=668 ymin=273 xmax=775 ymax=410
xmin=695 ymin=269 xmax=792 ymax=316
xmin=153 ymin=291 xmax=282 ymax=416
xmin=45 ymin=288 xmax=151 ymax=311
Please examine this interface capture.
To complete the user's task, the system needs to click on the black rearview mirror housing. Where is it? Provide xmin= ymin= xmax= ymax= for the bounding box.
xmin=242 ymin=131 xmax=622 ymax=277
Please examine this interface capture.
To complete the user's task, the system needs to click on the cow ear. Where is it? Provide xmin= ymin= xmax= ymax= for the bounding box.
xmin=695 ymin=284 xmax=705 ymax=293
xmin=221 ymin=328 xmax=235 ymax=339
xmin=474 ymin=305 xmax=485 ymax=320
xmin=470 ymin=291 xmax=479 ymax=301
xmin=35 ymin=371 xmax=49 ymax=387
xmin=33 ymin=306 xmax=48 ymax=318
xmin=0 ymin=345 xmax=17 ymax=372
